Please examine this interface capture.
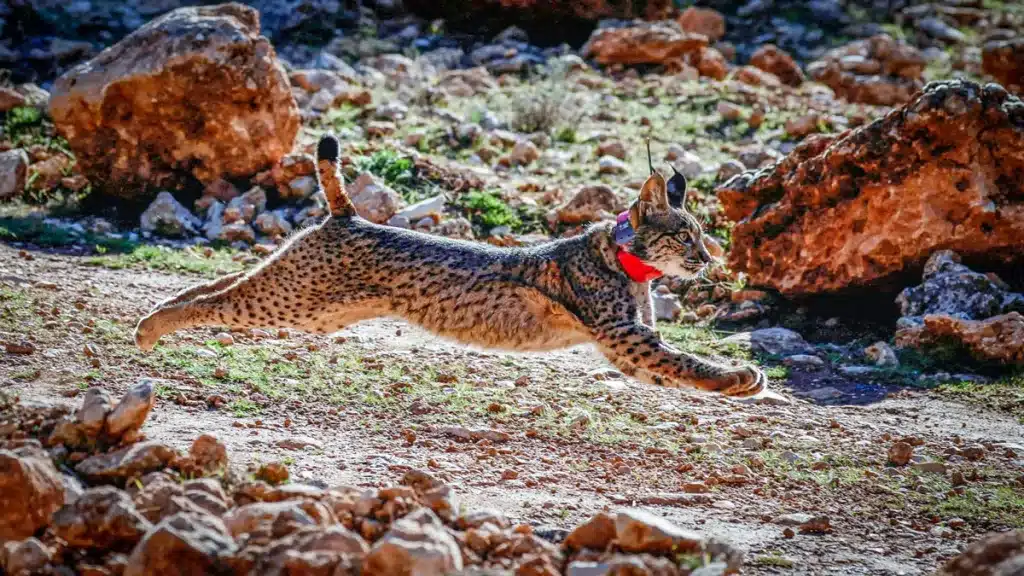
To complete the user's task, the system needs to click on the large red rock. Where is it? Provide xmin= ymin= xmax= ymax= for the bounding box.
xmin=677 ymin=7 xmax=725 ymax=42
xmin=0 ymin=447 xmax=65 ymax=541
xmin=983 ymin=38 xmax=1024 ymax=93
xmin=582 ymin=22 xmax=709 ymax=67
xmin=49 ymin=3 xmax=299 ymax=201
xmin=718 ymin=80 xmax=1024 ymax=296
xmin=896 ymin=313 xmax=1024 ymax=366
xmin=807 ymin=34 xmax=925 ymax=105
xmin=938 ymin=530 xmax=1024 ymax=575
xmin=750 ymin=44 xmax=805 ymax=87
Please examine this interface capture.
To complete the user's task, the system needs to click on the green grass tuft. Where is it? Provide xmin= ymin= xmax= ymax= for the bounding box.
xmin=455 ymin=190 xmax=521 ymax=235
xmin=84 ymin=245 xmax=244 ymax=278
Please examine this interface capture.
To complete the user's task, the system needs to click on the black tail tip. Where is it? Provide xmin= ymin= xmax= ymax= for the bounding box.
xmin=317 ymin=134 xmax=340 ymax=162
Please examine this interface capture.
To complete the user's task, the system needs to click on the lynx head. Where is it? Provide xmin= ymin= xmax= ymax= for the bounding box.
xmin=625 ymin=167 xmax=716 ymax=280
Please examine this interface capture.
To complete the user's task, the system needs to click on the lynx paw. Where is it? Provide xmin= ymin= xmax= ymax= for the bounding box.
xmin=715 ymin=365 xmax=766 ymax=398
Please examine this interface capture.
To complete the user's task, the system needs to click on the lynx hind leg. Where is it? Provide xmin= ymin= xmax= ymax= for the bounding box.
xmin=135 ymin=260 xmax=299 ymax=351
xmin=596 ymin=322 xmax=765 ymax=397
xmin=155 ymin=271 xmax=246 ymax=309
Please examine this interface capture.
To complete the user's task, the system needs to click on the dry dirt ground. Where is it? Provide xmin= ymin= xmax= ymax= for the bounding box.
xmin=3 ymin=243 xmax=1023 ymax=575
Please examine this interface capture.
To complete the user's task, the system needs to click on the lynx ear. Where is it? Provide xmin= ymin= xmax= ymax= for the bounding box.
xmin=666 ymin=166 xmax=687 ymax=209
xmin=638 ymin=172 xmax=669 ymax=209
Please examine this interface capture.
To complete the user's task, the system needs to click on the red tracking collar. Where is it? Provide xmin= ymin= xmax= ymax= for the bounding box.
xmin=616 ymin=247 xmax=663 ymax=283
xmin=613 ymin=210 xmax=663 ymax=282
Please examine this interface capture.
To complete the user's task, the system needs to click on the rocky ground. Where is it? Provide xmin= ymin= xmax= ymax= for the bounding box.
xmin=1 ymin=0 xmax=1024 ymax=575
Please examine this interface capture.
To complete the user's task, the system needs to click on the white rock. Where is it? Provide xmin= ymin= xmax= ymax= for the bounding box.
xmin=510 ymin=140 xmax=540 ymax=166
xmin=652 ymin=291 xmax=683 ymax=321
xmin=665 ymin=145 xmax=702 ymax=179
xmin=396 ymin=195 xmax=446 ymax=223
xmin=597 ymin=155 xmax=627 ymax=175
xmin=254 ymin=210 xmax=293 ymax=238
xmin=349 ymin=173 xmax=403 ymax=224
xmin=864 ymin=341 xmax=899 ymax=367
xmin=0 ymin=148 xmax=29 ymax=200
xmin=287 ymin=176 xmax=317 ymax=199
xmin=721 ymin=327 xmax=813 ymax=356
xmin=783 ymin=354 xmax=825 ymax=368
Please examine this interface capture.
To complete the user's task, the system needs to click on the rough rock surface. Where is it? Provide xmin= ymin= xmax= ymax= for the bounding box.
xmin=140 ymin=192 xmax=202 ymax=238
xmin=0 ymin=390 xmax=749 ymax=576
xmin=76 ymin=441 xmax=179 ymax=482
xmin=677 ymin=7 xmax=726 ymax=42
xmin=49 ymin=4 xmax=300 ymax=200
xmin=581 ymin=21 xmax=709 ymax=67
xmin=348 ymin=173 xmax=404 ymax=224
xmin=0 ymin=149 xmax=29 ymax=200
xmin=52 ymin=486 xmax=152 ymax=549
xmin=807 ymin=34 xmax=925 ymax=105
xmin=719 ymin=80 xmax=1024 ymax=296
xmin=893 ymin=251 xmax=1024 ymax=365
xmin=983 ymin=38 xmax=1024 ymax=93
xmin=1 ymin=537 xmax=51 ymax=575
xmin=749 ymin=44 xmax=804 ymax=87
xmin=124 ymin=512 xmax=237 ymax=576
xmin=896 ymin=251 xmax=1024 ymax=324
xmin=106 ymin=379 xmax=156 ymax=438
xmin=364 ymin=508 xmax=463 ymax=575
xmin=554 ymin=184 xmax=624 ymax=225
xmin=938 ymin=530 xmax=1024 ymax=576
xmin=898 ymin=313 xmax=1024 ymax=365
xmin=0 ymin=447 xmax=65 ymax=541
xmin=721 ymin=327 xmax=813 ymax=356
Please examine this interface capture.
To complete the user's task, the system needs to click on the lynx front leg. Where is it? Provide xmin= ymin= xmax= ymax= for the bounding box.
xmin=629 ymin=281 xmax=655 ymax=329
xmin=594 ymin=322 xmax=764 ymax=397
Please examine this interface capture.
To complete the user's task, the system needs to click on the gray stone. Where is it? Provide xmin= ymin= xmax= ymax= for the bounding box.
xmin=772 ymin=512 xmax=814 ymax=526
xmin=0 ymin=149 xmax=29 ymax=200
xmin=364 ymin=508 xmax=462 ymax=575
xmin=349 ymin=173 xmax=402 ymax=224
xmin=912 ymin=461 xmax=947 ymax=474
xmin=784 ymin=354 xmax=825 ymax=368
xmin=77 ymin=388 xmax=113 ymax=437
xmin=652 ymin=291 xmax=683 ymax=321
xmin=106 ymin=379 xmax=155 ymax=438
xmin=375 ymin=101 xmax=409 ymax=121
xmin=597 ymin=155 xmax=628 ymax=175
xmin=802 ymin=386 xmax=843 ymax=401
xmin=721 ymin=327 xmax=813 ymax=356
xmin=716 ymin=159 xmax=745 ymax=182
xmin=665 ymin=146 xmax=702 ymax=179
xmin=838 ymin=365 xmax=879 ymax=378
xmin=896 ymin=251 xmax=1024 ymax=322
xmin=287 ymin=175 xmax=317 ymax=199
xmin=864 ymin=341 xmax=899 ymax=367
xmin=201 ymin=201 xmax=225 ymax=240
xmin=140 ymin=192 xmax=201 ymax=237
xmin=254 ymin=210 xmax=293 ymax=238
xmin=916 ymin=17 xmax=967 ymax=44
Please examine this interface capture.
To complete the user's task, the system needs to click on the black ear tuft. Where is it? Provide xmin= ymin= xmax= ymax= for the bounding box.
xmin=317 ymin=134 xmax=340 ymax=162
xmin=667 ymin=165 xmax=687 ymax=209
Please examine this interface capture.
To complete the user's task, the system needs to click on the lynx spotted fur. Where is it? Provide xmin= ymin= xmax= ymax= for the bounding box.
xmin=135 ymin=135 xmax=765 ymax=397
